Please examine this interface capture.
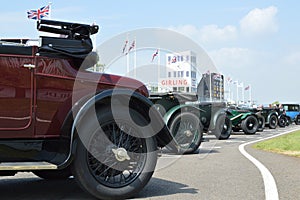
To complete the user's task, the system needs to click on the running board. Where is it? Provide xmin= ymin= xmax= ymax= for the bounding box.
xmin=0 ymin=162 xmax=58 ymax=170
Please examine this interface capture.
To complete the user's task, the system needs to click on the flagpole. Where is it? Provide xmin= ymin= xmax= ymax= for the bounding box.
xmin=231 ymin=84 xmax=233 ymax=102
xmin=236 ymin=80 xmax=239 ymax=105
xmin=209 ymin=73 xmax=212 ymax=102
xmin=227 ymin=82 xmax=231 ymax=101
xmin=241 ymin=83 xmax=244 ymax=103
xmin=134 ymin=37 xmax=137 ymax=78
xmin=228 ymin=80 xmax=232 ymax=101
xmin=157 ymin=48 xmax=161 ymax=91
xmin=249 ymin=84 xmax=252 ymax=104
xmin=48 ymin=2 xmax=52 ymax=19
xmin=126 ymin=35 xmax=129 ymax=76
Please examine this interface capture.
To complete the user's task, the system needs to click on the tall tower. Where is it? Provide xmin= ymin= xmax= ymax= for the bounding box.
xmin=159 ymin=51 xmax=198 ymax=93
xmin=197 ymin=72 xmax=224 ymax=102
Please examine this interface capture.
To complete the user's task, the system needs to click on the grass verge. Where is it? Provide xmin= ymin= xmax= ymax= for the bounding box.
xmin=253 ymin=130 xmax=300 ymax=158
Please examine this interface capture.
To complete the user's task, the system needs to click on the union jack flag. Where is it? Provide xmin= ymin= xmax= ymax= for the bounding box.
xmin=27 ymin=5 xmax=50 ymax=20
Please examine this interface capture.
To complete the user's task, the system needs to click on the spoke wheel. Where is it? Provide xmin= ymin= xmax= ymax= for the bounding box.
xmin=170 ymin=112 xmax=202 ymax=154
xmin=72 ymin=106 xmax=157 ymax=200
xmin=241 ymin=115 xmax=258 ymax=135
xmin=213 ymin=115 xmax=232 ymax=140
xmin=87 ymin=122 xmax=147 ymax=188
xmin=268 ymin=115 xmax=278 ymax=129
xmin=278 ymin=115 xmax=287 ymax=127
xmin=295 ymin=115 xmax=300 ymax=125
xmin=257 ymin=116 xmax=265 ymax=132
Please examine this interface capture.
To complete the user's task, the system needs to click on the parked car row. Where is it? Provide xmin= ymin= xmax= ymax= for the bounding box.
xmin=149 ymin=91 xmax=300 ymax=158
xmin=149 ymin=92 xmax=229 ymax=154
xmin=226 ymin=103 xmax=300 ymax=135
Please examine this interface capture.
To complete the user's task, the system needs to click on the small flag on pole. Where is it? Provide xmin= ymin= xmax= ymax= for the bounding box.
xmin=204 ymin=70 xmax=210 ymax=75
xmin=151 ymin=49 xmax=159 ymax=62
xmin=122 ymin=40 xmax=128 ymax=54
xmin=171 ymin=56 xmax=177 ymax=63
xmin=227 ymin=77 xmax=233 ymax=83
xmin=126 ymin=40 xmax=135 ymax=55
xmin=27 ymin=4 xmax=50 ymax=20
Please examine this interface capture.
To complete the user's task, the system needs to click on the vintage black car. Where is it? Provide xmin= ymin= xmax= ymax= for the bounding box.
xmin=0 ymin=20 xmax=178 ymax=200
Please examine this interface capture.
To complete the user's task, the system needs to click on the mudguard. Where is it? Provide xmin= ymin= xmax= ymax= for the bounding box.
xmin=60 ymin=89 xmax=178 ymax=168
xmin=267 ymin=112 xmax=278 ymax=123
xmin=75 ymin=89 xmax=177 ymax=145
xmin=209 ymin=108 xmax=226 ymax=131
xmin=240 ymin=113 xmax=254 ymax=120
xmin=162 ymin=103 xmax=205 ymax=126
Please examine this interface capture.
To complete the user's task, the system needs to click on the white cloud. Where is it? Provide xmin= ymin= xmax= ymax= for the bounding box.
xmin=199 ymin=25 xmax=237 ymax=43
xmin=209 ymin=47 xmax=253 ymax=70
xmin=283 ymin=51 xmax=300 ymax=66
xmin=169 ymin=24 xmax=237 ymax=45
xmin=240 ymin=6 xmax=278 ymax=36
xmin=168 ymin=6 xmax=279 ymax=46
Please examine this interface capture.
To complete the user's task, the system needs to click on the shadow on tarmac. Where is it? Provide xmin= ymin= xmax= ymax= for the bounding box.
xmin=0 ymin=174 xmax=198 ymax=199
xmin=137 ymin=177 xmax=198 ymax=198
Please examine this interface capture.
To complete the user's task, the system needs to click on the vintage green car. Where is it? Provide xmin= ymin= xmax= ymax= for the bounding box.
xmin=149 ymin=92 xmax=231 ymax=154
xmin=241 ymin=106 xmax=288 ymax=129
xmin=226 ymin=107 xmax=259 ymax=134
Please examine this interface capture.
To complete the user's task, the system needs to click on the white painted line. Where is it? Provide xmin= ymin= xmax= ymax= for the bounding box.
xmin=226 ymin=140 xmax=246 ymax=143
xmin=238 ymin=127 xmax=300 ymax=200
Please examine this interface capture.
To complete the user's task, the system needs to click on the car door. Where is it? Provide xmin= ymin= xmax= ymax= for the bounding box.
xmin=0 ymin=45 xmax=35 ymax=138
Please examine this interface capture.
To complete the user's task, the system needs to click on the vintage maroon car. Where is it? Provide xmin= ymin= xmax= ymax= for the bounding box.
xmin=0 ymin=20 xmax=177 ymax=199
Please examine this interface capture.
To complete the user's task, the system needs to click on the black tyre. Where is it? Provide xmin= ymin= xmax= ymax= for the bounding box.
xmin=268 ymin=114 xmax=278 ymax=129
xmin=32 ymin=168 xmax=72 ymax=180
xmin=213 ymin=115 xmax=232 ymax=140
xmin=278 ymin=115 xmax=287 ymax=127
xmin=72 ymin=107 xmax=158 ymax=200
xmin=295 ymin=115 xmax=300 ymax=125
xmin=232 ymin=127 xmax=241 ymax=132
xmin=241 ymin=115 xmax=259 ymax=135
xmin=257 ymin=116 xmax=265 ymax=132
xmin=169 ymin=112 xmax=203 ymax=154
xmin=286 ymin=117 xmax=292 ymax=126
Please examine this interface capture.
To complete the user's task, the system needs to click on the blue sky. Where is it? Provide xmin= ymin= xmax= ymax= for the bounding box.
xmin=1 ymin=1 xmax=299 ymax=104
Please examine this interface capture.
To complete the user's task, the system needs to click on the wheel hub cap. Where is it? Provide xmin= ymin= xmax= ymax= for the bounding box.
xmin=184 ymin=130 xmax=193 ymax=137
xmin=112 ymin=148 xmax=131 ymax=162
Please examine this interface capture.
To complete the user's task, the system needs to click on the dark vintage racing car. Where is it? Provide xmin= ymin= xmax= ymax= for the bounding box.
xmin=0 ymin=19 xmax=178 ymax=200
xmin=149 ymin=91 xmax=230 ymax=154
xmin=246 ymin=106 xmax=288 ymax=129
xmin=226 ymin=107 xmax=259 ymax=134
